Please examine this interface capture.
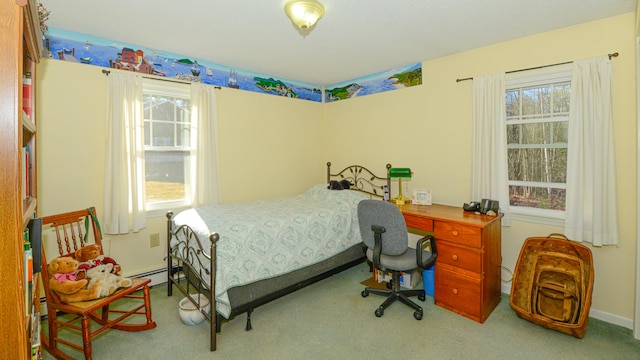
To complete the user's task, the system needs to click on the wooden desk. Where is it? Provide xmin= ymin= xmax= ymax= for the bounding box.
xmin=398 ymin=203 xmax=503 ymax=323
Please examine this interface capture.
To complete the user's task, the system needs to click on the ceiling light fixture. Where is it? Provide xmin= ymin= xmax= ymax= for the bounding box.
xmin=284 ymin=0 xmax=325 ymax=31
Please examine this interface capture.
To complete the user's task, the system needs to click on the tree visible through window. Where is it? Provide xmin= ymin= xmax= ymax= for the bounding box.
xmin=143 ymin=88 xmax=192 ymax=206
xmin=506 ymin=80 xmax=569 ymax=211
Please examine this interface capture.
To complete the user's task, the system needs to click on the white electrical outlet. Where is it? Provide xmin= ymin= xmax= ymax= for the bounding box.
xmin=150 ymin=233 xmax=160 ymax=248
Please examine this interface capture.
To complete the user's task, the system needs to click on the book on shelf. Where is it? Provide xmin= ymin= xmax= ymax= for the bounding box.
xmin=23 ymin=217 xmax=43 ymax=319
xmin=22 ymin=148 xmax=27 ymax=200
xmin=21 ymin=147 xmax=31 ymax=200
xmin=28 ymin=218 xmax=42 ymax=273
xmin=30 ymin=275 xmax=41 ymax=349
xmin=24 ymin=244 xmax=33 ymax=316
xmin=29 ymin=309 xmax=41 ymax=360
xmin=22 ymin=75 xmax=33 ymax=121
xmin=26 ymin=149 xmax=29 ymax=199
xmin=31 ymin=312 xmax=40 ymax=347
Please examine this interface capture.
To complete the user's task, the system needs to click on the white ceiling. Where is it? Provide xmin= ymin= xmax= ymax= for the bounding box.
xmin=42 ymin=0 xmax=636 ymax=86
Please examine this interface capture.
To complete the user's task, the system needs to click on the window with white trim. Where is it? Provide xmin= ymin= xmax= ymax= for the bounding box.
xmin=143 ymin=80 xmax=193 ymax=211
xmin=506 ymin=68 xmax=571 ymax=222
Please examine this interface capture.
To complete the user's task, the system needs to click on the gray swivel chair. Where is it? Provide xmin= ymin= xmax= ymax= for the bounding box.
xmin=358 ymin=200 xmax=437 ymax=320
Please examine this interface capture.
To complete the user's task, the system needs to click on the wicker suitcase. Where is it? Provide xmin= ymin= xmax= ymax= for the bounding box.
xmin=510 ymin=233 xmax=594 ymax=338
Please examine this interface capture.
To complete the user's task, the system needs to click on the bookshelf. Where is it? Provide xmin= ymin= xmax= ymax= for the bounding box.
xmin=0 ymin=0 xmax=43 ymax=359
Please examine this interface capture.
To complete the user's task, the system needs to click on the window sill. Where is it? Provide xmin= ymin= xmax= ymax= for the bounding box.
xmin=509 ymin=207 xmax=565 ymax=227
xmin=146 ymin=207 xmax=191 ymax=219
xmin=146 ymin=200 xmax=191 ymax=219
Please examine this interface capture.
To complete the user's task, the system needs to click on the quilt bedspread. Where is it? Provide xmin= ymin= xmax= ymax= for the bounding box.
xmin=171 ymin=184 xmax=368 ymax=317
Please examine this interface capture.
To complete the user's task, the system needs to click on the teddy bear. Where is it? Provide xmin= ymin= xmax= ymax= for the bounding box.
xmin=86 ymin=263 xmax=133 ymax=298
xmin=74 ymin=244 xmax=122 ymax=280
xmin=48 ymin=256 xmax=102 ymax=303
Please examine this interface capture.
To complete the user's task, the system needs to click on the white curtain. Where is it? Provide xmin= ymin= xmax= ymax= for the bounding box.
xmin=471 ymin=73 xmax=511 ymax=226
xmin=103 ymin=72 xmax=146 ymax=234
xmin=190 ymin=83 xmax=221 ymax=207
xmin=564 ymin=56 xmax=618 ymax=246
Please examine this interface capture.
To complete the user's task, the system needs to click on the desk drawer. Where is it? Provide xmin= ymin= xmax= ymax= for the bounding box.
xmin=437 ymin=242 xmax=482 ymax=273
xmin=434 ymin=222 xmax=481 ymax=248
xmin=404 ymin=214 xmax=434 ymax=232
xmin=435 ymin=265 xmax=481 ymax=320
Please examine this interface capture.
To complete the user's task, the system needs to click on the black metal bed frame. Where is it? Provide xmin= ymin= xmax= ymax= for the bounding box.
xmin=166 ymin=162 xmax=391 ymax=351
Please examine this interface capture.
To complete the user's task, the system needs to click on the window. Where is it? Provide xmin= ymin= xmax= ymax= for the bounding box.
xmin=143 ymin=81 xmax=193 ymax=211
xmin=506 ymin=69 xmax=571 ymax=221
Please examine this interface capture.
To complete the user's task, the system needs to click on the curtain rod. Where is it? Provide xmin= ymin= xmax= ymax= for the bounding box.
xmin=101 ymin=69 xmax=222 ymax=89
xmin=455 ymin=52 xmax=619 ymax=83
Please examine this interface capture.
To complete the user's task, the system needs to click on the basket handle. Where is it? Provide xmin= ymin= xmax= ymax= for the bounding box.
xmin=536 ymin=282 xmax=579 ymax=300
xmin=545 ymin=233 xmax=587 ymax=257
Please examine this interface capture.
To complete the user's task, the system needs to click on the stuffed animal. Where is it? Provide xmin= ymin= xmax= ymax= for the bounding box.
xmin=75 ymin=244 xmax=122 ymax=280
xmin=48 ymin=257 xmax=101 ymax=303
xmin=328 ymin=179 xmax=351 ymax=190
xmin=86 ymin=263 xmax=133 ymax=298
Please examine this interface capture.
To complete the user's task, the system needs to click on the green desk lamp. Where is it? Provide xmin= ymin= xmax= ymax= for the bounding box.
xmin=389 ymin=167 xmax=412 ymax=204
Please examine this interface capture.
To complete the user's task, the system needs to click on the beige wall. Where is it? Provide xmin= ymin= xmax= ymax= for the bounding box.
xmin=326 ymin=13 xmax=637 ymax=324
xmin=36 ymin=59 xmax=326 ymax=276
xmin=37 ymin=12 xmax=636 ymax=325
xmin=216 ymin=89 xmax=325 ymax=204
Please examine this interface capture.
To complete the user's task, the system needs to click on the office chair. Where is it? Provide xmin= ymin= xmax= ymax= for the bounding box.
xmin=358 ymin=200 xmax=437 ymax=320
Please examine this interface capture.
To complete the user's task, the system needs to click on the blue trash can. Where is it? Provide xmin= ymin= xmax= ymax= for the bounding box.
xmin=422 ymin=265 xmax=434 ymax=296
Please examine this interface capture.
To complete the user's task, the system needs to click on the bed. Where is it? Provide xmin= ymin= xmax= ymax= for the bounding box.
xmin=166 ymin=162 xmax=391 ymax=351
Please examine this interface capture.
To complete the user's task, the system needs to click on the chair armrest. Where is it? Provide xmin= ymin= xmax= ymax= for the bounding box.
xmin=371 ymin=225 xmax=386 ymax=271
xmin=416 ymin=235 xmax=437 ymax=268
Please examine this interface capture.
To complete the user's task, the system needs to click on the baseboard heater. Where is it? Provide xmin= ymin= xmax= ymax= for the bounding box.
xmin=132 ymin=268 xmax=169 ymax=287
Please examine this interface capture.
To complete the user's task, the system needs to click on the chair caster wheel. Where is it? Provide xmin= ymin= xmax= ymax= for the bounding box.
xmin=375 ymin=308 xmax=384 ymax=317
xmin=418 ymin=293 xmax=426 ymax=301
xmin=361 ymin=290 xmax=369 ymax=297
xmin=414 ymin=311 xmax=423 ymax=320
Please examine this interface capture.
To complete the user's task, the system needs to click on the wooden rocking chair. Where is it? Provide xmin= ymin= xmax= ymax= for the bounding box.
xmin=40 ymin=207 xmax=156 ymax=360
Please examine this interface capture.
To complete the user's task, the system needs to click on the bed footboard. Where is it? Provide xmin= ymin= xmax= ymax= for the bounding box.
xmin=166 ymin=211 xmax=219 ymax=351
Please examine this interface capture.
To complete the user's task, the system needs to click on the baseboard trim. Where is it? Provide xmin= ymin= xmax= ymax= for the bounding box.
xmin=589 ymin=308 xmax=634 ymax=330
xmin=501 ymin=284 xmax=633 ymax=330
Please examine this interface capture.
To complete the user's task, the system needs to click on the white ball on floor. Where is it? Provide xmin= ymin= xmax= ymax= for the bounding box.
xmin=178 ymin=294 xmax=210 ymax=326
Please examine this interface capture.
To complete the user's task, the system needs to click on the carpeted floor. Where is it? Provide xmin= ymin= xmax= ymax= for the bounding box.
xmin=41 ymin=262 xmax=640 ymax=359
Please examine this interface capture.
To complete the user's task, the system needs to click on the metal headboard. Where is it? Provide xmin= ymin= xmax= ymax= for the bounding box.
xmin=326 ymin=162 xmax=391 ymax=199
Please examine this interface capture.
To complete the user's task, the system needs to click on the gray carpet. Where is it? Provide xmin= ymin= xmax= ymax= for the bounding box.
xmin=41 ymin=262 xmax=640 ymax=359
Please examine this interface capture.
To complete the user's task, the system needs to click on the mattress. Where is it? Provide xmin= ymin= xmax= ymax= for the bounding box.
xmin=171 ymin=184 xmax=368 ymax=317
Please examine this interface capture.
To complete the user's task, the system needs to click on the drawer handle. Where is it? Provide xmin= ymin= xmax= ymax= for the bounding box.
xmin=452 ymin=288 xmax=459 ymax=295
xmin=452 ymin=254 xmax=458 ymax=261
xmin=452 ymin=230 xmax=459 ymax=236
